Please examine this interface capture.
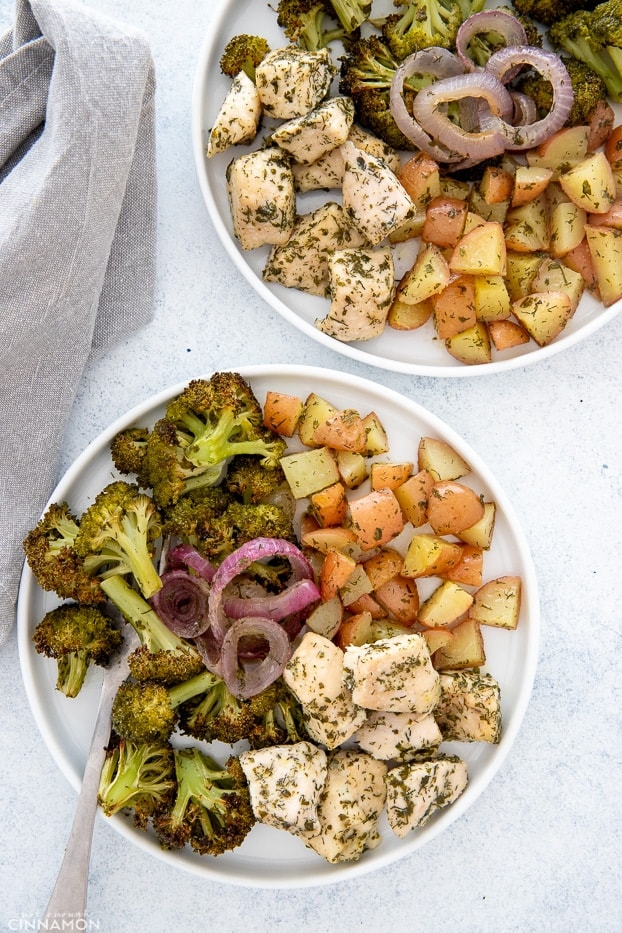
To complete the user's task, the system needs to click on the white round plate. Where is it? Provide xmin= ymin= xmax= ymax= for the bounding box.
xmin=17 ymin=365 xmax=539 ymax=887
xmin=192 ymin=0 xmax=621 ymax=377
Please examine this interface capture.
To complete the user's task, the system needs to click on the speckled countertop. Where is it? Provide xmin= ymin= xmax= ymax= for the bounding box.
xmin=1 ymin=1 xmax=621 ymax=931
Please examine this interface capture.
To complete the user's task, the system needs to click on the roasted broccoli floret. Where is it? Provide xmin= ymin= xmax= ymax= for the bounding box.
xmin=109 ymin=426 xmax=150 ymax=483
xmin=247 ymin=679 xmax=310 ymax=748
xmin=32 ymin=602 xmax=123 ymax=698
xmin=219 ymin=34 xmax=270 ymax=80
xmin=141 ymin=373 xmax=287 ymax=509
xmin=548 ymin=1 xmax=622 ymax=103
xmin=74 ymin=481 xmax=162 ymax=600
xmin=111 ymin=679 xmax=177 ymax=744
xmin=277 ymin=0 xmax=346 ymax=49
xmin=223 ymin=455 xmax=291 ymax=506
xmin=161 ymin=485 xmax=233 ymax=552
xmin=153 ymin=747 xmax=255 ymax=856
xmin=381 ymin=0 xmax=465 ymax=59
xmin=111 ymin=669 xmax=223 ymax=744
xmin=100 ymin=575 xmax=204 ymax=682
xmin=202 ymin=501 xmax=297 ymax=564
xmin=515 ymin=55 xmax=609 ymax=126
xmin=161 ymin=480 xmax=295 ymax=568
xmin=177 ymin=677 xmax=276 ymax=744
xmin=511 ymin=0 xmax=597 ymax=27
xmin=98 ymin=736 xmax=176 ymax=829
xmin=127 ymin=644 xmax=206 ymax=685
xmin=23 ymin=502 xmax=105 ymax=605
xmin=338 ymin=34 xmax=424 ymax=148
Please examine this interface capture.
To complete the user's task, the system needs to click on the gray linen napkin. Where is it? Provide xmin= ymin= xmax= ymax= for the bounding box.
xmin=0 ymin=0 xmax=157 ymax=644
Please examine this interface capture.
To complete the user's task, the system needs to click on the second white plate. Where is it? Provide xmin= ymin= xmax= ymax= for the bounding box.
xmin=192 ymin=0 xmax=622 ymax=377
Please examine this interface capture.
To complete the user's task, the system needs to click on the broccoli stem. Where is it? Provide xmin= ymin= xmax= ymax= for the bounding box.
xmin=100 ymin=575 xmax=192 ymax=655
xmin=56 ymin=650 xmax=91 ymax=698
xmin=330 ymin=0 xmax=371 ymax=33
xmin=169 ymin=747 xmax=232 ymax=832
xmin=167 ymin=670 xmax=222 ymax=709
xmin=113 ymin=513 xmax=163 ymax=600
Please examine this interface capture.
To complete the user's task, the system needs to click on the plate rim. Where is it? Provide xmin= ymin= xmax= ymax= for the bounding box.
xmin=17 ymin=363 xmax=541 ymax=887
xmin=190 ymin=0 xmax=622 ymax=378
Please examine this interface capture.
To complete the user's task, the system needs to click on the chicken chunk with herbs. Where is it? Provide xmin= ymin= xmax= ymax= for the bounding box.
xmin=342 ymin=632 xmax=441 ymax=714
xmin=239 ymin=741 xmax=327 ymax=834
xmin=435 ymin=670 xmax=502 ymax=744
xmin=292 ymin=124 xmax=401 ymax=193
xmin=341 ymin=140 xmax=416 ymax=246
xmin=263 ymin=201 xmax=366 ymax=297
xmin=255 ymin=46 xmax=335 ymax=120
xmin=316 ymin=246 xmax=395 ymax=343
xmin=283 ymin=631 xmax=366 ymax=749
xmin=385 ymin=755 xmax=468 ymax=837
xmin=206 ymin=70 xmax=262 ymax=158
xmin=226 ymin=147 xmax=296 ymax=250
xmin=354 ymin=709 xmax=442 ymax=762
xmin=300 ymin=749 xmax=387 ymax=863
xmin=270 ymin=97 xmax=355 ymax=165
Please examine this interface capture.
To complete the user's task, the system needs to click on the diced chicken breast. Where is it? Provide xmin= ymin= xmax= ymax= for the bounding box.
xmin=300 ymin=750 xmax=387 ymax=863
xmin=342 ymin=632 xmax=441 ymax=714
xmin=239 ymin=741 xmax=327 ymax=834
xmin=316 ymin=246 xmax=395 ymax=342
xmin=385 ymin=755 xmax=468 ymax=837
xmin=263 ymin=201 xmax=366 ymax=297
xmin=283 ymin=631 xmax=366 ymax=749
xmin=292 ymin=147 xmax=345 ymax=192
xmin=354 ymin=709 xmax=442 ymax=762
xmin=342 ymin=140 xmax=416 ymax=246
xmin=292 ymin=124 xmax=401 ymax=193
xmin=271 ymin=97 xmax=355 ymax=165
xmin=348 ymin=125 xmax=401 ymax=173
xmin=226 ymin=147 xmax=295 ymax=250
xmin=435 ymin=669 xmax=502 ymax=743
xmin=206 ymin=70 xmax=262 ymax=157
xmin=255 ymin=46 xmax=335 ymax=120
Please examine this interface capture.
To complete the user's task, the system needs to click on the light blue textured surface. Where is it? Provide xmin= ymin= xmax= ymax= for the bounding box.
xmin=0 ymin=1 xmax=620 ymax=931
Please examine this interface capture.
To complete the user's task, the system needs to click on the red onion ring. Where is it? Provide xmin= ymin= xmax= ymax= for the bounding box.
xmin=510 ymin=91 xmax=538 ymax=127
xmin=389 ymin=48 xmax=466 ymax=162
xmin=455 ymin=10 xmax=528 ymax=73
xmin=219 ymin=616 xmax=291 ymax=698
xmin=207 ymin=536 xmax=315 ymax=642
xmin=483 ymin=46 xmax=574 ymax=150
xmin=223 ymin=576 xmax=320 ymax=621
xmin=150 ymin=569 xmax=211 ymax=638
xmin=164 ymin=542 xmax=216 ymax=582
xmin=194 ymin=628 xmax=224 ymax=676
xmin=412 ymin=71 xmax=513 ymax=160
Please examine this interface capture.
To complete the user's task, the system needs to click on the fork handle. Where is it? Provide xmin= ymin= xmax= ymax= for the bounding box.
xmin=42 ymin=681 xmax=117 ymax=923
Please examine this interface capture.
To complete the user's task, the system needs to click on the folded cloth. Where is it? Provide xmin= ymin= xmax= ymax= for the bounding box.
xmin=0 ymin=0 xmax=157 ymax=645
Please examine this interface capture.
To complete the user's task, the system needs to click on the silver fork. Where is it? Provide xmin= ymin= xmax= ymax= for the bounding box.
xmin=43 ymin=625 xmax=138 ymax=925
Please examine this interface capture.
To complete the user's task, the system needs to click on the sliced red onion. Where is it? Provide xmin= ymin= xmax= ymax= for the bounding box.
xmin=150 ymin=569 xmax=211 ymax=638
xmin=220 ymin=616 xmax=291 ymax=698
xmin=223 ymin=577 xmax=320 ymax=622
xmin=194 ymin=628 xmax=224 ymax=676
xmin=510 ymin=91 xmax=538 ymax=127
xmin=455 ymin=10 xmax=528 ymax=73
xmin=390 ymin=47 xmax=466 ymax=162
xmin=412 ymin=71 xmax=513 ymax=160
xmin=165 ymin=542 xmax=216 ymax=582
xmin=483 ymin=46 xmax=574 ymax=150
xmin=207 ymin=537 xmax=315 ymax=642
